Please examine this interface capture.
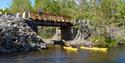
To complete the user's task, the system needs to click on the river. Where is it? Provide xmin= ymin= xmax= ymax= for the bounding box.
xmin=0 ymin=46 xmax=125 ymax=63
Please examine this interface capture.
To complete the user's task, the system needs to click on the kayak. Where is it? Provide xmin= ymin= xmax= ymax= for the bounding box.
xmin=63 ymin=46 xmax=78 ymax=51
xmin=80 ymin=46 xmax=107 ymax=52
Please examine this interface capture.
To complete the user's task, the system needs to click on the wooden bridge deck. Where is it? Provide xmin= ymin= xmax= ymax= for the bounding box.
xmin=28 ymin=12 xmax=74 ymax=27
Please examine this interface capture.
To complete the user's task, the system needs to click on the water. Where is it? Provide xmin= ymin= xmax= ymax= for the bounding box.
xmin=0 ymin=47 xmax=125 ymax=63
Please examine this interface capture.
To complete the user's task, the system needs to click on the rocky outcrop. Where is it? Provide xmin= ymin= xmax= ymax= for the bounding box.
xmin=74 ymin=20 xmax=91 ymax=40
xmin=0 ymin=15 xmax=46 ymax=53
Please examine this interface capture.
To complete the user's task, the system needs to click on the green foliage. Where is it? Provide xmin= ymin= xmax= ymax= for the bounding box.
xmin=0 ymin=9 xmax=4 ymax=13
xmin=34 ymin=0 xmax=61 ymax=15
xmin=33 ymin=0 xmax=78 ymax=17
xmin=9 ymin=0 xmax=32 ymax=13
xmin=0 ymin=8 xmax=10 ymax=14
xmin=89 ymin=35 xmax=107 ymax=47
xmin=89 ymin=34 xmax=125 ymax=47
xmin=89 ymin=35 xmax=111 ymax=47
xmin=38 ymin=27 xmax=56 ymax=39
xmin=105 ymin=36 xmax=117 ymax=47
xmin=34 ymin=0 xmax=42 ymax=10
xmin=82 ymin=0 xmax=125 ymax=47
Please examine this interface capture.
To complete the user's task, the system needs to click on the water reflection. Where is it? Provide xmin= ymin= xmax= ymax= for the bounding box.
xmin=0 ymin=47 xmax=125 ymax=63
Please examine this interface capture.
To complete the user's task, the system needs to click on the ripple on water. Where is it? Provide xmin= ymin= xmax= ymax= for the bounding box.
xmin=0 ymin=47 xmax=125 ymax=63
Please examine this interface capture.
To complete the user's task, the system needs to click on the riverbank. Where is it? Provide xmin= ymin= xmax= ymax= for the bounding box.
xmin=43 ymin=38 xmax=125 ymax=48
xmin=43 ymin=39 xmax=94 ymax=46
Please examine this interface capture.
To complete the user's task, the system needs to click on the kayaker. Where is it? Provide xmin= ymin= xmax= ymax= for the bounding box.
xmin=83 ymin=41 xmax=94 ymax=47
xmin=61 ymin=40 xmax=71 ymax=47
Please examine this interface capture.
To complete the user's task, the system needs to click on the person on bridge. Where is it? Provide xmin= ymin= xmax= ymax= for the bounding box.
xmin=38 ymin=8 xmax=43 ymax=16
xmin=38 ymin=8 xmax=43 ymax=20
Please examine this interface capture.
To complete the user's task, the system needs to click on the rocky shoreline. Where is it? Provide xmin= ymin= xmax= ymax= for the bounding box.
xmin=0 ymin=15 xmax=46 ymax=53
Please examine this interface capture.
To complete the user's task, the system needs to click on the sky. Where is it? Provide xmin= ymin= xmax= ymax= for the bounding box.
xmin=0 ymin=0 xmax=34 ymax=9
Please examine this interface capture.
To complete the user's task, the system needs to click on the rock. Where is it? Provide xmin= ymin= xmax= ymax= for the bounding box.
xmin=74 ymin=20 xmax=91 ymax=40
xmin=0 ymin=15 xmax=46 ymax=53
xmin=117 ymin=40 xmax=124 ymax=47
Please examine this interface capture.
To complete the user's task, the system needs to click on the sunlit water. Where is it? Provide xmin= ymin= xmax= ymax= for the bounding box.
xmin=0 ymin=46 xmax=125 ymax=63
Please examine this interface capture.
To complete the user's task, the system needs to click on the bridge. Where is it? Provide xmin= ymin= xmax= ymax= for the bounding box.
xmin=22 ymin=11 xmax=76 ymax=40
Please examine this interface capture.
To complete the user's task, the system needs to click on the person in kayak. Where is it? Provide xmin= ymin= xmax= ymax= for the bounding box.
xmin=61 ymin=40 xmax=71 ymax=47
xmin=83 ymin=41 xmax=94 ymax=47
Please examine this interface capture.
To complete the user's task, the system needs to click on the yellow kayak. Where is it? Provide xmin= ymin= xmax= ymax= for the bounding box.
xmin=63 ymin=46 xmax=78 ymax=51
xmin=80 ymin=46 xmax=107 ymax=52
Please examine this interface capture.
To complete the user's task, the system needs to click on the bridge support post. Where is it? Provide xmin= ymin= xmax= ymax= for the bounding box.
xmin=26 ymin=21 xmax=38 ymax=33
xmin=31 ymin=25 xmax=38 ymax=33
xmin=61 ymin=26 xmax=73 ymax=41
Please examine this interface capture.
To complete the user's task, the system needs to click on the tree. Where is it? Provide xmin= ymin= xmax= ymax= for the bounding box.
xmin=34 ymin=0 xmax=42 ymax=10
xmin=59 ymin=0 xmax=78 ymax=18
xmin=33 ymin=0 xmax=78 ymax=17
xmin=0 ymin=8 xmax=10 ymax=14
xmin=9 ymin=0 xmax=32 ymax=13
